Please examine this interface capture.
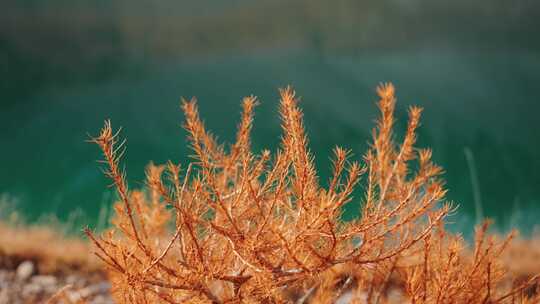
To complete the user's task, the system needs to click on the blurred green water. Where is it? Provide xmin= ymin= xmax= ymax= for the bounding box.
xmin=1 ymin=1 xmax=539 ymax=232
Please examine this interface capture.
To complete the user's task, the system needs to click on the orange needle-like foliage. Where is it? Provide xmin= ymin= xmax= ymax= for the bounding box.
xmin=85 ymin=84 xmax=538 ymax=303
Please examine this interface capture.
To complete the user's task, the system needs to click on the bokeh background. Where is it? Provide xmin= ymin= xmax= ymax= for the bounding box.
xmin=1 ymin=0 xmax=539 ymax=233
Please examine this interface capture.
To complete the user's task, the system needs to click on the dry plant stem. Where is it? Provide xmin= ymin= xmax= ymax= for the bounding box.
xmin=85 ymin=84 xmax=539 ymax=303
xmin=90 ymin=124 xmax=143 ymax=248
xmin=45 ymin=284 xmax=74 ymax=304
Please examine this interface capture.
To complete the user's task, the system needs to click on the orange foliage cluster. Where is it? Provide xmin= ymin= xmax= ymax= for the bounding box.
xmin=85 ymin=84 xmax=539 ymax=303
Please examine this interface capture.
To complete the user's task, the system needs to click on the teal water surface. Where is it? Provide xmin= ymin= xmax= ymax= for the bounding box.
xmin=2 ymin=48 xmax=539 ymax=233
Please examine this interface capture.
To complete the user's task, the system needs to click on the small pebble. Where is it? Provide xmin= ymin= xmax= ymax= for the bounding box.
xmin=15 ymin=261 xmax=34 ymax=281
xmin=31 ymin=275 xmax=57 ymax=286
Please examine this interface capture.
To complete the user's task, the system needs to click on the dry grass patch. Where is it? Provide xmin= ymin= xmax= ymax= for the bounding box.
xmin=0 ymin=222 xmax=100 ymax=275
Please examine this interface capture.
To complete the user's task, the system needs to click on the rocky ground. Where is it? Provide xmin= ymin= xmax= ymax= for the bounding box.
xmin=0 ymin=260 xmax=112 ymax=304
xmin=0 ymin=222 xmax=114 ymax=303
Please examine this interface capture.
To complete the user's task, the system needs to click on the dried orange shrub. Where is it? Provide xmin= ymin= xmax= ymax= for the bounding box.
xmin=85 ymin=84 xmax=537 ymax=303
xmin=307 ymin=222 xmax=540 ymax=304
xmin=399 ymin=221 xmax=539 ymax=304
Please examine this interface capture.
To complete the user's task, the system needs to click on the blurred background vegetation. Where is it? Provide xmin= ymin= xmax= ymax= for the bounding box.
xmin=1 ymin=0 xmax=539 ymax=233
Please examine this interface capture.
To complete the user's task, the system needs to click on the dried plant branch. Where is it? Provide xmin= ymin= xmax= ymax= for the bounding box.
xmin=85 ymin=84 xmax=538 ymax=303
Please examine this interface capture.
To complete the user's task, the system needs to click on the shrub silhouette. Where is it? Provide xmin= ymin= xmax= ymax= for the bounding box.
xmin=85 ymin=84 xmax=538 ymax=303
